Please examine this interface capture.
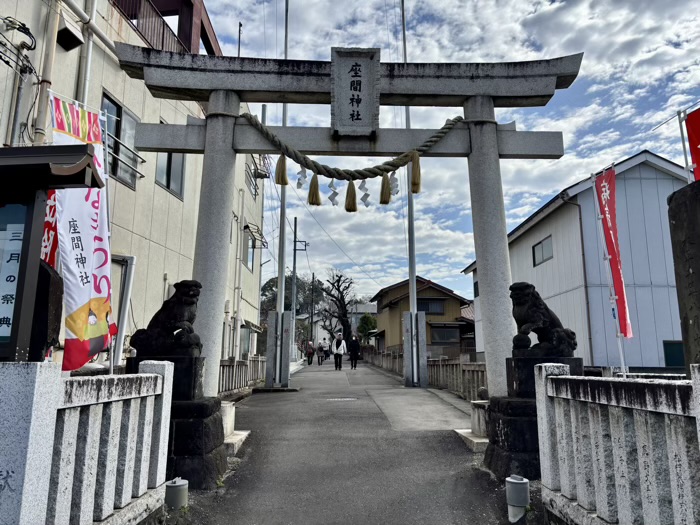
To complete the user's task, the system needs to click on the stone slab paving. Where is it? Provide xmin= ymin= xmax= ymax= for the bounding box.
xmin=188 ymin=361 xmax=509 ymax=524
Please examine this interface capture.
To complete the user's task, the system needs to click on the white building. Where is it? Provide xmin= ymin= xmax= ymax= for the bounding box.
xmin=349 ymin=302 xmax=377 ymax=335
xmin=463 ymin=151 xmax=688 ymax=369
xmin=0 ymin=0 xmax=266 ymax=366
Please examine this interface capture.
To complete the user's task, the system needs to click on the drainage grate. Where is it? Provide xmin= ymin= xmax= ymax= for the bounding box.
xmin=326 ymin=398 xmax=357 ymax=401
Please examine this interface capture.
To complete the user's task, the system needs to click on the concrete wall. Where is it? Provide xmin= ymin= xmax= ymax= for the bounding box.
xmin=0 ymin=0 xmax=263 ymax=362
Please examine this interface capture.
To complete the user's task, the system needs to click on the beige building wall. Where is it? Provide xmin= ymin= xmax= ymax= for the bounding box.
xmin=0 ymin=0 xmax=263 ymax=362
xmin=376 ymin=285 xmax=465 ymax=348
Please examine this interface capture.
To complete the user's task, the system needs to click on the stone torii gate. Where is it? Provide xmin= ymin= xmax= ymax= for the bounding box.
xmin=115 ymin=43 xmax=582 ymax=398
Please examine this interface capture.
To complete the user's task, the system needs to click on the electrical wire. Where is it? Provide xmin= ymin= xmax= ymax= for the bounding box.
xmin=262 ymin=0 xmax=267 ymax=58
xmin=129 ymin=299 xmax=139 ymax=330
xmin=288 ymin=182 xmax=382 ymax=287
xmin=304 ymin=246 xmax=312 ymax=274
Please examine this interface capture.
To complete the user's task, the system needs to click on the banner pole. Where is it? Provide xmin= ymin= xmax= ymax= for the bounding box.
xmin=591 ymin=170 xmax=628 ymax=378
xmin=678 ymin=110 xmax=693 ymax=184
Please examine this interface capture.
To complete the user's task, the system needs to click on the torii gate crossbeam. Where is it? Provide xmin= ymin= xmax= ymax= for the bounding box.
xmin=114 ymin=43 xmax=582 ymax=398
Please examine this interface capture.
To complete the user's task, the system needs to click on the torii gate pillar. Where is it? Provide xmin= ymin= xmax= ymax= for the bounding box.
xmin=465 ymin=96 xmax=516 ymax=397
xmin=192 ymin=90 xmax=240 ymax=397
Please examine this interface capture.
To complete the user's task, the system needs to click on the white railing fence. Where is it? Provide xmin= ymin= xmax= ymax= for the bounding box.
xmin=536 ymin=363 xmax=700 ymax=525
xmin=218 ymin=355 xmax=266 ymax=395
xmin=0 ymin=360 xmax=173 ymax=525
xmin=426 ymin=358 xmax=487 ymax=401
xmin=364 ymin=347 xmax=404 ymax=376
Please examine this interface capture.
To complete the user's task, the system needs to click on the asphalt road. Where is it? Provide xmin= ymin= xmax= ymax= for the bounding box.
xmin=189 ymin=360 xmax=510 ymax=525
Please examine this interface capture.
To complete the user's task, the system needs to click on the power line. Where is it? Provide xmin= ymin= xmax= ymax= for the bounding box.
xmin=304 ymin=246 xmax=312 ymax=274
xmin=288 ymin=182 xmax=381 ymax=286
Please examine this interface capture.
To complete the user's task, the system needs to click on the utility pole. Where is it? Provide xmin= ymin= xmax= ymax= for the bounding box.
xmin=290 ymin=217 xmax=298 ymax=361
xmin=237 ymin=22 xmax=242 ymax=58
xmin=290 ymin=217 xmax=308 ymax=360
xmin=275 ymin=0 xmax=290 ymax=385
xmin=401 ymin=0 xmax=419 ymax=387
xmin=310 ymin=272 xmax=315 ymax=345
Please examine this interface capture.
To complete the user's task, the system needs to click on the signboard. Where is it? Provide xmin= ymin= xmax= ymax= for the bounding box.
xmin=331 ymin=47 xmax=380 ymax=137
xmin=0 ymin=220 xmax=24 ymax=343
xmin=49 ymin=94 xmax=117 ymax=370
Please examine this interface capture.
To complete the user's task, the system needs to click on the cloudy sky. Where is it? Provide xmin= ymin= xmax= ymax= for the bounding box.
xmin=201 ymin=0 xmax=699 ymax=300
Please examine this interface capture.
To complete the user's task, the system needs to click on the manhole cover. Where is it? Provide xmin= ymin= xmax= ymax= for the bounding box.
xmin=326 ymin=398 xmax=357 ymax=401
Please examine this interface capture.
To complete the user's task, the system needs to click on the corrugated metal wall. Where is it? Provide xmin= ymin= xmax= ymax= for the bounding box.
xmin=580 ymin=163 xmax=685 ymax=367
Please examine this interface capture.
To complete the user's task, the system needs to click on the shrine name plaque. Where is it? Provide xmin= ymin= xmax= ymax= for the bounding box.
xmin=331 ymin=47 xmax=380 ymax=137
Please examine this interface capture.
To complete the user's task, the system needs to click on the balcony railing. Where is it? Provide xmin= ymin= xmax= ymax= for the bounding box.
xmin=110 ymin=0 xmax=188 ymax=53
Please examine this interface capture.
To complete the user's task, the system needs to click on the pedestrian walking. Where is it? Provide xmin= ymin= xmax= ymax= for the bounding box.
xmin=316 ymin=342 xmax=325 ymax=365
xmin=332 ymin=332 xmax=346 ymax=370
xmin=348 ymin=335 xmax=361 ymax=369
xmin=321 ymin=337 xmax=330 ymax=360
xmin=306 ymin=342 xmax=314 ymax=365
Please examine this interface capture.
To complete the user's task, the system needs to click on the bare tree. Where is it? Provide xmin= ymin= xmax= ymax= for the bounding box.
xmin=321 ymin=269 xmax=357 ymax=341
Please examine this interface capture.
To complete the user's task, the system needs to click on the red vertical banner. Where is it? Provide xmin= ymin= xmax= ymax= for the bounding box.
xmin=686 ymin=108 xmax=700 ymax=181
xmin=595 ymin=168 xmax=633 ymax=338
xmin=41 ymin=190 xmax=59 ymax=267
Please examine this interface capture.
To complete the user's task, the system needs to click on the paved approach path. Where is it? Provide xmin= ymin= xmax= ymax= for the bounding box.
xmin=189 ymin=360 xmax=509 ymax=524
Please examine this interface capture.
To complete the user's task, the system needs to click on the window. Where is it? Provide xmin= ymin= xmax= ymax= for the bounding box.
xmin=101 ymin=93 xmax=140 ymax=188
xmin=245 ymin=162 xmax=259 ymax=199
xmin=431 ymin=327 xmax=460 ymax=344
xmin=242 ymin=227 xmax=255 ymax=270
xmin=663 ymin=341 xmax=685 ymax=368
xmin=418 ymin=299 xmax=445 ymax=315
xmin=474 ymin=281 xmax=479 ymax=298
xmin=155 ymin=122 xmax=185 ymax=197
xmin=532 ymin=235 xmax=553 ymax=267
xmin=240 ymin=326 xmax=251 ymax=358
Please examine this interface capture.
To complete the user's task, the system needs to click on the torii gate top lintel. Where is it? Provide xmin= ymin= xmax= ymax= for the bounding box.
xmin=115 ymin=43 xmax=582 ymax=108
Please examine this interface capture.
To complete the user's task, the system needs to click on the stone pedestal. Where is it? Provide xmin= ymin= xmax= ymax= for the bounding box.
xmin=127 ymin=356 xmax=226 ymax=489
xmin=129 ymin=356 xmax=204 ymax=401
xmin=485 ymin=356 xmax=582 ymax=480
xmin=506 ymin=357 xmax=583 ymax=398
xmin=167 ymin=397 xmax=227 ymax=489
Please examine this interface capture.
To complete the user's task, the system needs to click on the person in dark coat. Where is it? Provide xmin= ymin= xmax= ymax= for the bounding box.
xmin=348 ymin=335 xmax=361 ymax=370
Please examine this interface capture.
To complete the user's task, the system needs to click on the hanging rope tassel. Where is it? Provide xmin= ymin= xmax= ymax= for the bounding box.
xmin=380 ymin=173 xmax=391 ymax=204
xmin=345 ymin=180 xmax=358 ymax=212
xmin=275 ymin=155 xmax=288 ymax=185
xmin=307 ymin=173 xmax=322 ymax=206
xmin=410 ymin=150 xmax=421 ymax=194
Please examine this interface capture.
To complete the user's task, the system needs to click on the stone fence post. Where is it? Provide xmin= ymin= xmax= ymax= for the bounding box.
xmin=0 ymin=362 xmax=62 ymax=525
xmin=534 ymin=363 xmax=570 ymax=491
xmin=139 ymin=360 xmax=174 ymax=488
